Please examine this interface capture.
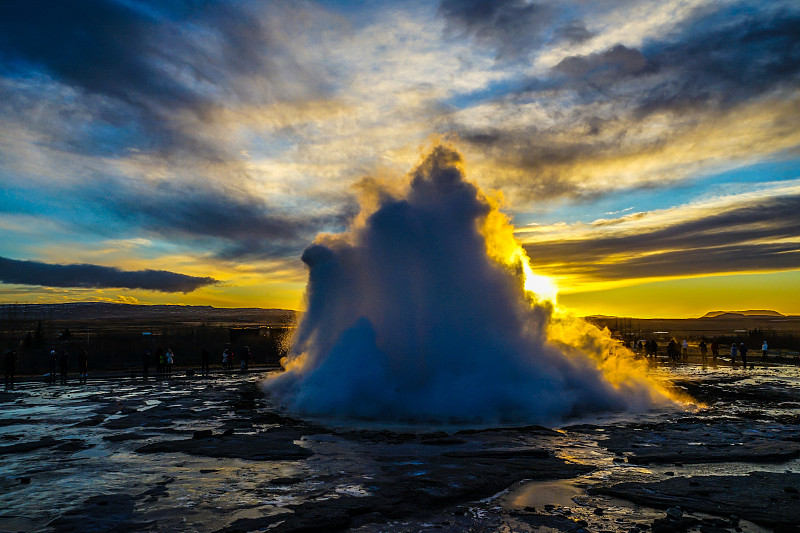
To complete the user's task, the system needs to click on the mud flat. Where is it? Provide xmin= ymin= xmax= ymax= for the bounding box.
xmin=1 ymin=363 xmax=799 ymax=532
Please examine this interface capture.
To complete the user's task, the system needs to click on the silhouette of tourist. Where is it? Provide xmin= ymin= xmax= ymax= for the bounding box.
xmin=59 ymin=349 xmax=70 ymax=384
xmin=155 ymin=346 xmax=165 ymax=376
xmin=79 ymin=350 xmax=88 ymax=384
xmin=240 ymin=346 xmax=251 ymax=371
xmin=49 ymin=346 xmax=58 ymax=384
xmin=201 ymin=347 xmax=210 ymax=376
xmin=739 ymin=342 xmax=748 ymax=368
xmin=165 ymin=348 xmax=174 ymax=376
xmin=730 ymin=342 xmax=738 ymax=365
xmin=681 ymin=339 xmax=689 ymax=362
xmin=762 ymin=340 xmax=768 ymax=360
xmin=222 ymin=347 xmax=232 ymax=370
xmin=142 ymin=349 xmax=150 ymax=380
xmin=649 ymin=339 xmax=658 ymax=359
xmin=711 ymin=341 xmax=719 ymax=364
xmin=699 ymin=340 xmax=707 ymax=366
xmin=667 ymin=339 xmax=679 ymax=362
xmin=4 ymin=349 xmax=17 ymax=389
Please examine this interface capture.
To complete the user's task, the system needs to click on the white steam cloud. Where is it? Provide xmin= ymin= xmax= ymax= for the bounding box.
xmin=263 ymin=146 xmax=676 ymax=426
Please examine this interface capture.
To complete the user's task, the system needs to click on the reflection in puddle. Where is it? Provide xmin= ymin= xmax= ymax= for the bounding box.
xmin=503 ymin=479 xmax=582 ymax=509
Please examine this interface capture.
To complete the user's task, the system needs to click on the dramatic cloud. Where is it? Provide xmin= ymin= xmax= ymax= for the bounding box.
xmin=0 ymin=256 xmax=217 ymax=293
xmin=439 ymin=0 xmax=590 ymax=60
xmin=0 ymin=0 xmax=332 ymax=158
xmin=552 ymin=44 xmax=649 ymax=83
xmin=634 ymin=5 xmax=800 ymax=113
xmin=520 ymin=190 xmax=800 ymax=285
xmin=0 ymin=0 xmax=797 ymax=312
xmin=450 ymin=2 xmax=800 ymax=202
xmin=88 ymin=177 xmax=356 ymax=260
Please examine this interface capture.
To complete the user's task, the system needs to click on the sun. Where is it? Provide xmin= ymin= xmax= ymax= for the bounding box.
xmin=521 ymin=261 xmax=559 ymax=303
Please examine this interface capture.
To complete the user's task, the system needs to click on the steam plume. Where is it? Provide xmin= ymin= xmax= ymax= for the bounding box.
xmin=263 ymin=146 xmax=675 ymax=426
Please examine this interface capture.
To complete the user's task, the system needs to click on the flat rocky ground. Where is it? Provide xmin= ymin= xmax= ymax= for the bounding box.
xmin=1 ymin=362 xmax=799 ymax=533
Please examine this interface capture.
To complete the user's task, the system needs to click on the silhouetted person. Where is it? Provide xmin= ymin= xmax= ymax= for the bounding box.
xmin=165 ymin=348 xmax=174 ymax=376
xmin=49 ymin=346 xmax=58 ymax=384
xmin=681 ymin=339 xmax=689 ymax=362
xmin=79 ymin=350 xmax=88 ymax=384
xmin=223 ymin=346 xmax=234 ymax=370
xmin=4 ymin=349 xmax=17 ymax=389
xmin=667 ymin=339 xmax=678 ymax=362
xmin=711 ymin=341 xmax=719 ymax=365
xmin=59 ymin=349 xmax=70 ymax=384
xmin=142 ymin=349 xmax=150 ymax=380
xmin=155 ymin=346 xmax=164 ymax=376
xmin=730 ymin=343 xmax=738 ymax=365
xmin=240 ymin=346 xmax=251 ymax=371
xmin=649 ymin=339 xmax=658 ymax=359
xmin=200 ymin=347 xmax=210 ymax=376
xmin=699 ymin=340 xmax=707 ymax=367
xmin=739 ymin=342 xmax=748 ymax=368
xmin=762 ymin=340 xmax=768 ymax=360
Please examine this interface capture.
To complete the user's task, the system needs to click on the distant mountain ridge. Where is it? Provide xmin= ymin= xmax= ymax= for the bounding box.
xmin=0 ymin=302 xmax=296 ymax=324
xmin=700 ymin=310 xmax=786 ymax=319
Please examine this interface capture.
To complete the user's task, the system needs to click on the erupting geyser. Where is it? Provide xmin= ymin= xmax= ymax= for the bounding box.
xmin=263 ymin=146 xmax=676 ymax=426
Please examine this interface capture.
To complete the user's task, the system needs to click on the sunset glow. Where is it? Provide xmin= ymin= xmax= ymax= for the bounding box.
xmin=0 ymin=1 xmax=798 ymax=317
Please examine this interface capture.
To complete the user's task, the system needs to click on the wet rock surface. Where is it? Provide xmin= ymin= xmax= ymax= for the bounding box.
xmin=136 ymin=429 xmax=314 ymax=461
xmin=590 ymin=472 xmax=800 ymax=528
xmin=576 ymin=418 xmax=800 ymax=465
xmin=218 ymin=447 xmax=591 ymax=532
xmin=1 ymin=364 xmax=799 ymax=532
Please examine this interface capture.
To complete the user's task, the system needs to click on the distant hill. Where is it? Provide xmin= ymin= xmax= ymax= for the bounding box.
xmin=700 ymin=310 xmax=786 ymax=319
xmin=0 ymin=302 xmax=297 ymax=325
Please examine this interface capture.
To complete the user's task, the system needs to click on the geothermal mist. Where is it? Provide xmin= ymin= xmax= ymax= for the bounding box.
xmin=263 ymin=146 xmax=673 ymax=425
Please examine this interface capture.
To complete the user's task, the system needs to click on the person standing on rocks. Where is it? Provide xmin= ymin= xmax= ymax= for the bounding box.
xmin=739 ymin=342 xmax=748 ymax=368
xmin=49 ymin=346 xmax=58 ymax=384
xmin=142 ymin=349 xmax=150 ymax=380
xmin=667 ymin=339 xmax=678 ymax=362
xmin=711 ymin=341 xmax=719 ymax=365
xmin=201 ymin=347 xmax=210 ymax=376
xmin=730 ymin=342 xmax=738 ymax=365
xmin=240 ymin=346 xmax=251 ymax=371
xmin=699 ymin=340 xmax=708 ymax=367
xmin=79 ymin=350 xmax=88 ymax=384
xmin=222 ymin=347 xmax=230 ymax=371
xmin=59 ymin=348 xmax=70 ymax=384
xmin=4 ymin=349 xmax=17 ymax=389
xmin=762 ymin=340 xmax=768 ymax=360
xmin=155 ymin=346 xmax=164 ymax=376
xmin=681 ymin=339 xmax=689 ymax=362
xmin=165 ymin=348 xmax=174 ymax=376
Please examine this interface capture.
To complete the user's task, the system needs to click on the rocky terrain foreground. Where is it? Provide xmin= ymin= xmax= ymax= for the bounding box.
xmin=1 ymin=364 xmax=799 ymax=532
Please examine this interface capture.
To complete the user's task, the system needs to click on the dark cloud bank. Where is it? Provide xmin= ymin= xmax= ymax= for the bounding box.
xmin=87 ymin=178 xmax=356 ymax=261
xmin=0 ymin=256 xmax=216 ymax=293
xmin=0 ymin=0 xmax=327 ymax=157
xmin=439 ymin=0 xmax=591 ymax=60
xmin=524 ymin=194 xmax=800 ymax=280
xmin=0 ymin=0 xmax=353 ymax=260
xmin=444 ymin=1 xmax=800 ymax=201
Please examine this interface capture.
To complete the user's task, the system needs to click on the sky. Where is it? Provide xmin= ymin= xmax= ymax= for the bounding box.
xmin=0 ymin=0 xmax=798 ymax=318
